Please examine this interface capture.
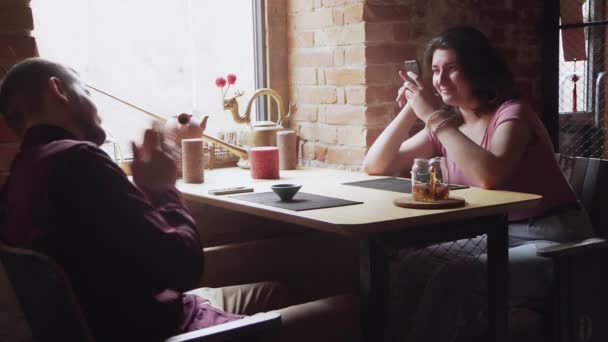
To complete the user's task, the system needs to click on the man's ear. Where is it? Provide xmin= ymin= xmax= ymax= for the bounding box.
xmin=48 ymin=77 xmax=69 ymax=104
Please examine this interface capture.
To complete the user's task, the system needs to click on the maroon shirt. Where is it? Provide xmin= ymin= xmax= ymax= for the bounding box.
xmin=0 ymin=125 xmax=207 ymax=341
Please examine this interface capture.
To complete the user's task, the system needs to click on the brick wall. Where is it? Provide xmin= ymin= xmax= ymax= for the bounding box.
xmin=0 ymin=0 xmax=37 ymax=186
xmin=0 ymin=1 xmax=37 ymax=340
xmin=285 ymin=0 xmax=545 ymax=169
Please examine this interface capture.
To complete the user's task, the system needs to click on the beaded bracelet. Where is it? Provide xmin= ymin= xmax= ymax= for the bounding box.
xmin=425 ymin=110 xmax=445 ymax=126
xmin=431 ymin=116 xmax=454 ymax=135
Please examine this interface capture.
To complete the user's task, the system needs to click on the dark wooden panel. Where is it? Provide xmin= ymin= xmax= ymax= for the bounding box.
xmin=580 ymin=157 xmax=600 ymax=215
xmin=557 ymin=154 xmax=576 ymax=186
xmin=569 ymin=157 xmax=589 ymax=199
xmin=587 ymin=159 xmax=608 ymax=237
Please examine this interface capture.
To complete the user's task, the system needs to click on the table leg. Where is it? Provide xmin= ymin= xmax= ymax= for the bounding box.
xmin=487 ymin=214 xmax=509 ymax=342
xmin=359 ymin=239 xmax=388 ymax=342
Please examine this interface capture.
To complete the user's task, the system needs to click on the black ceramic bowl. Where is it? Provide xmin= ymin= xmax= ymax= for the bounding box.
xmin=271 ymin=184 xmax=302 ymax=201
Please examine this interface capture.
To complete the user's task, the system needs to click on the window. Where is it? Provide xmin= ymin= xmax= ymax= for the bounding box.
xmin=32 ymin=0 xmax=263 ymax=158
xmin=558 ymin=0 xmax=607 ymax=157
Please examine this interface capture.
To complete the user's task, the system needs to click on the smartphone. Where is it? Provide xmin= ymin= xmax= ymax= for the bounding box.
xmin=403 ymin=59 xmax=421 ymax=82
xmin=208 ymin=186 xmax=254 ymax=195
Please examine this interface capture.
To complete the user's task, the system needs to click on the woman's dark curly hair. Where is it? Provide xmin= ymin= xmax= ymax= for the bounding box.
xmin=423 ymin=26 xmax=516 ymax=114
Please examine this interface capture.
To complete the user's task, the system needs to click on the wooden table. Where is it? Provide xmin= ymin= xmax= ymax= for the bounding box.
xmin=177 ymin=167 xmax=542 ymax=342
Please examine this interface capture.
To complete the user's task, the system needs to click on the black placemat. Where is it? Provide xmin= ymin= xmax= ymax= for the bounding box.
xmin=342 ymin=177 xmax=468 ymax=193
xmin=230 ymin=192 xmax=363 ymax=211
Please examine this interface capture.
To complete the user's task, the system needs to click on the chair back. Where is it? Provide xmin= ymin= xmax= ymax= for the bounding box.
xmin=556 ymin=153 xmax=608 ymax=238
xmin=0 ymin=241 xmax=95 ymax=342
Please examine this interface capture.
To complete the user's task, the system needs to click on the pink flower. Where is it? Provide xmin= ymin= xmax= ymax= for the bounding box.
xmin=215 ymin=74 xmax=238 ymax=100
xmin=215 ymin=77 xmax=226 ymax=88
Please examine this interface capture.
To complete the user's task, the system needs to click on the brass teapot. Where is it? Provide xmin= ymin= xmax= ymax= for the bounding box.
xmin=223 ymin=88 xmax=296 ymax=148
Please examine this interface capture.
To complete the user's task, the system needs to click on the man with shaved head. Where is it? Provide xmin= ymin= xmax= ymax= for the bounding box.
xmin=0 ymin=58 xmax=360 ymax=342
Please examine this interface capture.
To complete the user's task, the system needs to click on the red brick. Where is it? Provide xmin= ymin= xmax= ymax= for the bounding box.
xmin=292 ymin=105 xmax=318 ymax=122
xmin=321 ymin=0 xmax=358 ymax=7
xmin=480 ymin=9 xmax=518 ymax=26
xmin=337 ymin=125 xmax=384 ymax=147
xmin=287 ymin=0 xmax=314 ymax=13
xmin=317 ymin=68 xmax=326 ymax=85
xmin=518 ymin=8 xmax=542 ymax=24
xmin=317 ymin=105 xmax=327 ymax=122
xmin=365 ymin=65 xmax=395 ymax=86
xmin=291 ymin=8 xmax=334 ymax=29
xmin=343 ymin=3 xmax=364 ymax=24
xmin=365 ymin=126 xmax=384 ymax=147
xmin=297 ymin=86 xmax=338 ymax=104
xmin=325 ymin=67 xmax=365 ymax=85
xmin=333 ymin=48 xmax=345 ymax=66
xmin=0 ymin=5 xmax=33 ymax=32
xmin=366 ymin=44 xmax=416 ymax=64
xmin=366 ymin=22 xmax=395 ymax=43
xmin=345 ymin=86 xmax=365 ymax=105
xmin=332 ymin=7 xmax=344 ymax=26
xmin=336 ymin=87 xmax=346 ymax=104
xmin=289 ymin=31 xmax=315 ymax=49
xmin=337 ymin=125 xmax=365 ymax=146
xmin=0 ymin=0 xmax=32 ymax=4
xmin=324 ymin=105 xmax=388 ymax=125
xmin=512 ymin=0 xmax=542 ymax=9
xmin=324 ymin=105 xmax=366 ymax=124
xmin=365 ymin=105 xmax=392 ymax=125
xmin=318 ymin=124 xmax=338 ymax=144
xmin=0 ymin=34 xmax=37 ymax=59
xmin=298 ymin=122 xmax=318 ymax=141
xmin=394 ymin=23 xmax=412 ymax=42
xmin=411 ymin=23 xmax=427 ymax=38
xmin=302 ymin=141 xmax=316 ymax=160
xmin=291 ymin=49 xmax=334 ymax=67
xmin=326 ymin=145 xmax=366 ymax=164
xmin=490 ymin=28 xmax=506 ymax=45
xmin=345 ymin=46 xmax=366 ymax=65
xmin=362 ymin=4 xmax=411 ymax=22
xmin=314 ymin=143 xmax=327 ymax=161
xmin=315 ymin=24 xmax=365 ymax=46
xmin=292 ymin=67 xmax=318 ymax=85
xmin=365 ymin=86 xmax=397 ymax=104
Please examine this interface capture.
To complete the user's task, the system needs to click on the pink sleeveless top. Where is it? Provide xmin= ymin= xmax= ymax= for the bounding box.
xmin=427 ymin=100 xmax=576 ymax=221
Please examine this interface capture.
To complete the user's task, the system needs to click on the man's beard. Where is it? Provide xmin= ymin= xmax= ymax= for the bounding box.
xmin=88 ymin=125 xmax=106 ymax=146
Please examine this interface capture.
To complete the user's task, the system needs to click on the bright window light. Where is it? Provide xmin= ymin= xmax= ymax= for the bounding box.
xmin=32 ymin=0 xmax=258 ymax=157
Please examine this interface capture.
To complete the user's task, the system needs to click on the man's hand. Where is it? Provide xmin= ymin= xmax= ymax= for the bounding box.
xmin=131 ymin=122 xmax=177 ymax=192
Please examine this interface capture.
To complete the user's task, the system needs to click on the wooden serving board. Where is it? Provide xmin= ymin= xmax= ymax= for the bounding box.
xmin=393 ymin=196 xmax=466 ymax=209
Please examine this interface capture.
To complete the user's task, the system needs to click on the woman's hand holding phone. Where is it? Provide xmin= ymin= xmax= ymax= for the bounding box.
xmin=396 ymin=60 xmax=421 ymax=108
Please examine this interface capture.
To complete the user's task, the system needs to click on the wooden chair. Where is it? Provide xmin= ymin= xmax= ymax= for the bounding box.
xmin=0 ymin=241 xmax=281 ymax=342
xmin=536 ymin=154 xmax=608 ymax=342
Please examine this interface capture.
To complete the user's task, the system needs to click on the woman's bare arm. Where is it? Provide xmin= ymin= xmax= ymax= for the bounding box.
xmin=362 ymin=102 xmax=435 ymax=175
xmin=434 ymin=117 xmax=530 ymax=188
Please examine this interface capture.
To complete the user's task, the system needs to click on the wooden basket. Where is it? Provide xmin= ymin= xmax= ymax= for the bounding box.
xmin=202 ymin=131 xmax=241 ymax=169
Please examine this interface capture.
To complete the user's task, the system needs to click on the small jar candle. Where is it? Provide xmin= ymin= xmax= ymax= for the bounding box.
xmin=249 ymin=146 xmax=280 ymax=179
xmin=411 ymin=157 xmax=449 ymax=202
xmin=411 ymin=158 xmax=429 ymax=201
xmin=181 ymin=138 xmax=204 ymax=183
xmin=277 ymin=130 xmax=297 ymax=170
